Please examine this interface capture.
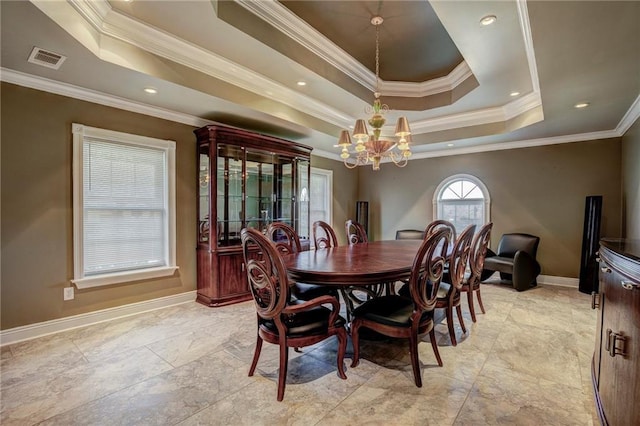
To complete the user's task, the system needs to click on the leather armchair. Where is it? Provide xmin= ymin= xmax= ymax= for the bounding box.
xmin=395 ymin=229 xmax=425 ymax=240
xmin=482 ymin=233 xmax=541 ymax=291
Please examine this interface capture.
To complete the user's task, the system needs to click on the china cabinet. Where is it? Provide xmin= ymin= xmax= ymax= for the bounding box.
xmin=195 ymin=124 xmax=312 ymax=306
xmin=591 ymin=238 xmax=640 ymax=425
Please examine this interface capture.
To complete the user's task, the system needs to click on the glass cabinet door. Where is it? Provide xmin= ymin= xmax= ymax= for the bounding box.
xmin=217 ymin=144 xmax=243 ymax=246
xmin=245 ymin=149 xmax=274 ymax=233
xmin=297 ymin=158 xmax=310 ymax=241
xmin=273 ymin=156 xmax=294 ymax=228
xmin=198 ymin=143 xmax=210 ymax=244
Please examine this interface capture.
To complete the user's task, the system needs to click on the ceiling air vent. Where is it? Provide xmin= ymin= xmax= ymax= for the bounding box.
xmin=27 ymin=47 xmax=67 ymax=70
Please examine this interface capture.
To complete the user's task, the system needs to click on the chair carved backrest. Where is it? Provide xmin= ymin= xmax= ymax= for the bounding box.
xmin=241 ymin=228 xmax=289 ymax=322
xmin=468 ymin=222 xmax=493 ymax=287
xmin=407 ymin=227 xmax=451 ymax=313
xmin=447 ymin=224 xmax=476 ymax=290
xmin=345 ymin=220 xmax=368 ymax=245
xmin=313 ymin=221 xmax=338 ymax=249
xmin=425 ymin=219 xmax=458 ymax=242
xmin=395 ymin=229 xmax=426 ymax=240
xmin=266 ymin=222 xmax=301 ymax=255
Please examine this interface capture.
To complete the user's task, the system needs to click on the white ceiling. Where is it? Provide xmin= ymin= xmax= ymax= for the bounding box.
xmin=1 ymin=0 xmax=639 ymax=162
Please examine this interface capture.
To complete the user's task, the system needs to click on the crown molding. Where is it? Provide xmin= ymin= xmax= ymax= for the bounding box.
xmin=1 ymin=68 xmax=633 ymax=165
xmin=34 ymin=0 xmax=350 ymax=128
xmin=516 ymin=0 xmax=541 ymax=93
xmin=32 ymin=0 xmax=547 ymax=137
xmin=616 ymin=93 xmax=640 ymax=134
xmin=0 ymin=68 xmax=213 ymax=128
xmin=234 ymin=0 xmax=474 ymax=97
xmin=382 ymin=62 xmax=474 ymax=97
xmin=410 ymin=129 xmax=620 ymax=161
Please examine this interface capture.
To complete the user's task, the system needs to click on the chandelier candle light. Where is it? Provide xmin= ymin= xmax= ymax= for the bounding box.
xmin=338 ymin=15 xmax=412 ymax=170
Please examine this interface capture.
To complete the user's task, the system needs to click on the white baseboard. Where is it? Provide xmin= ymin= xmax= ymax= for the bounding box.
xmin=0 ymin=291 xmax=197 ymax=347
xmin=483 ymin=272 xmax=579 ymax=288
xmin=0 ymin=274 xmax=579 ymax=346
xmin=538 ymin=274 xmax=579 ymax=288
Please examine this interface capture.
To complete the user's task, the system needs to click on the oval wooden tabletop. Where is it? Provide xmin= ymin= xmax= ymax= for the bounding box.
xmin=282 ymin=240 xmax=423 ymax=286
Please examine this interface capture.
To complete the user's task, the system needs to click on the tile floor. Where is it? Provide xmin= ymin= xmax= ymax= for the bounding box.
xmin=1 ymin=281 xmax=599 ymax=425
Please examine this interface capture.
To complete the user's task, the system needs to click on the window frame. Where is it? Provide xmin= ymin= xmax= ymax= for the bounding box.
xmin=433 ymin=173 xmax=490 ymax=231
xmin=309 ymin=167 xmax=333 ymax=247
xmin=71 ymin=123 xmax=178 ymax=289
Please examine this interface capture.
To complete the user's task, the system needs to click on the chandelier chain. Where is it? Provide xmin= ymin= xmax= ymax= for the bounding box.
xmin=375 ymin=23 xmax=380 ymax=93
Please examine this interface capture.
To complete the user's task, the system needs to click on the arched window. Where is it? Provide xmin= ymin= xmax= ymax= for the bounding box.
xmin=433 ymin=174 xmax=490 ymax=233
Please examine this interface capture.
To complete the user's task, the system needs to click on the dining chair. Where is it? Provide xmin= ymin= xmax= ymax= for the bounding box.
xmin=461 ymin=222 xmax=493 ymax=322
xmin=435 ymin=223 xmax=476 ymax=346
xmin=398 ymin=222 xmax=475 ymax=346
xmin=240 ymin=227 xmax=347 ymax=401
xmin=350 ymin=226 xmax=452 ymax=387
xmin=266 ymin=222 xmax=338 ymax=301
xmin=394 ymin=229 xmax=425 ymax=291
xmin=312 ymin=220 xmax=338 ymax=249
xmin=343 ymin=220 xmax=386 ymax=318
xmin=345 ymin=219 xmax=368 ymax=245
xmin=425 ymin=219 xmax=458 ymax=241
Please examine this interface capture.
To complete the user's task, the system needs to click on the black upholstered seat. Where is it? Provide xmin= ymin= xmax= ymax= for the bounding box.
xmin=241 ymin=227 xmax=347 ymax=401
xmin=483 ymin=232 xmax=540 ymax=291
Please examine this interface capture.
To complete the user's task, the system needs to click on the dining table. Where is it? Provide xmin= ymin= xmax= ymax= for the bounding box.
xmin=282 ymin=239 xmax=424 ymax=287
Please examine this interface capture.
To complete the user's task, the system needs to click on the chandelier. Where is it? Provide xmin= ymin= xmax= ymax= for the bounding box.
xmin=337 ymin=15 xmax=412 ymax=171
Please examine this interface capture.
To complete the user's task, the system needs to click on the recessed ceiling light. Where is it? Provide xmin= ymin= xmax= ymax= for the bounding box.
xmin=574 ymin=102 xmax=590 ymax=109
xmin=296 ymin=81 xmax=307 ymax=86
xmin=480 ymin=15 xmax=497 ymax=26
xmin=143 ymin=87 xmax=157 ymax=94
xmin=447 ymin=143 xmax=455 ymax=147
xmin=510 ymin=91 xmax=520 ymax=97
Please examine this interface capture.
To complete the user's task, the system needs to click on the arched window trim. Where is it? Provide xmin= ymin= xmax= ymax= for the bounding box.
xmin=432 ymin=173 xmax=491 ymax=226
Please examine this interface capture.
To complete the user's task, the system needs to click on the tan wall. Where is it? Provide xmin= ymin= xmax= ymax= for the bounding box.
xmin=1 ymin=83 xmax=198 ymax=329
xmin=622 ymin=118 xmax=640 ymax=239
xmin=1 ymin=81 xmax=631 ymax=329
xmin=310 ymin=155 xmax=358 ymax=246
xmin=0 ymin=83 xmax=357 ymax=330
xmin=357 ymin=140 xmax=623 ymax=278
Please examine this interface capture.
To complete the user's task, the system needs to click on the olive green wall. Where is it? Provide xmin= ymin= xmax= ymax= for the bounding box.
xmin=357 ymin=140 xmax=623 ymax=278
xmin=622 ymin=118 xmax=640 ymax=240
xmin=1 ymin=83 xmax=198 ymax=330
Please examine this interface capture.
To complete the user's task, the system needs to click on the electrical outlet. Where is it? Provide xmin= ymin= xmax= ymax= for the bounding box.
xmin=63 ymin=287 xmax=75 ymax=301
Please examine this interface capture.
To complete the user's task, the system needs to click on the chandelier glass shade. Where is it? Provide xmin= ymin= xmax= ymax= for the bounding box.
xmin=337 ymin=15 xmax=412 ymax=170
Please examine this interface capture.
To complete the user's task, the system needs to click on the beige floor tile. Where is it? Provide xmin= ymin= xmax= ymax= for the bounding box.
xmin=0 ymin=283 xmax=599 ymax=425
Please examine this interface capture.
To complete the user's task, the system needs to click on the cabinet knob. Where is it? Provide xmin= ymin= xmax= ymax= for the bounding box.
xmin=621 ymin=280 xmax=639 ymax=291
xmin=605 ymin=328 xmax=627 ymax=358
xmin=591 ymin=292 xmax=600 ymax=309
xmin=601 ymin=266 xmax=612 ymax=274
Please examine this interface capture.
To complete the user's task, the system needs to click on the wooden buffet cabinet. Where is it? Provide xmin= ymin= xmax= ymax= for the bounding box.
xmin=194 ymin=125 xmax=312 ymax=306
xmin=592 ymin=239 xmax=640 ymax=425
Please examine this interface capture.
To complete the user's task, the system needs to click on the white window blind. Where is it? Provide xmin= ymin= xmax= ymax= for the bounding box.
xmin=72 ymin=124 xmax=177 ymax=288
